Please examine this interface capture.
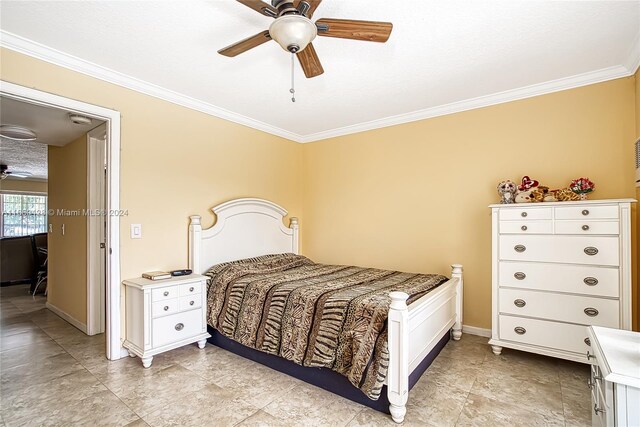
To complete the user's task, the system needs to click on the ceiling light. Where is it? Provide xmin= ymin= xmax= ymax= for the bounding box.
xmin=68 ymin=114 xmax=92 ymax=125
xmin=0 ymin=125 xmax=37 ymax=141
xmin=269 ymin=15 xmax=317 ymax=53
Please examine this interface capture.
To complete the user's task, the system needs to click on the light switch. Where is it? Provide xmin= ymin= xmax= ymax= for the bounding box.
xmin=130 ymin=224 xmax=142 ymax=239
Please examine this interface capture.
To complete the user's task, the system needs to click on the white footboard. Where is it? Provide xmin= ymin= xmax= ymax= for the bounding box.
xmin=387 ymin=264 xmax=463 ymax=423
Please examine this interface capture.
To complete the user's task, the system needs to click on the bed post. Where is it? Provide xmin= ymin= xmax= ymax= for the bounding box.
xmin=189 ymin=215 xmax=202 ymax=273
xmin=290 ymin=217 xmax=299 ymax=254
xmin=387 ymin=291 xmax=409 ymax=424
xmin=451 ymin=264 xmax=463 ymax=340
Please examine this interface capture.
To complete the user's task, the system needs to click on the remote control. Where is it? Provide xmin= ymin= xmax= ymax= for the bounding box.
xmin=170 ymin=269 xmax=192 ymax=276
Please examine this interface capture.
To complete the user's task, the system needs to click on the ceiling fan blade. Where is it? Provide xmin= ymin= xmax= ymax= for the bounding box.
xmin=236 ymin=0 xmax=278 ymax=17
xmin=294 ymin=0 xmax=322 ymax=18
xmin=315 ymin=18 xmax=393 ymax=43
xmin=218 ymin=31 xmax=272 ymax=57
xmin=297 ymin=43 xmax=324 ymax=78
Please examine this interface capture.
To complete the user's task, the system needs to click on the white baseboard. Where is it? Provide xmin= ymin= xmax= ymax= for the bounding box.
xmin=45 ymin=302 xmax=88 ymax=334
xmin=462 ymin=324 xmax=491 ymax=338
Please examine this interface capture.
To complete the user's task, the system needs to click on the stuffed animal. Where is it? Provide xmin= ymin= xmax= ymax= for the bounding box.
xmin=554 ymin=188 xmax=581 ymax=201
xmin=497 ymin=180 xmax=517 ymax=204
xmin=518 ymin=176 xmax=539 ymax=192
xmin=515 ymin=189 xmax=534 ymax=203
xmin=530 ymin=186 xmax=550 ymax=202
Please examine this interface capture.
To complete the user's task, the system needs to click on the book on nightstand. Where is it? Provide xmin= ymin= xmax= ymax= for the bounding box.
xmin=142 ymin=271 xmax=171 ymax=280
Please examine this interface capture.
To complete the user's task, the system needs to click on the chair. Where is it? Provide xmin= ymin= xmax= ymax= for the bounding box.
xmin=30 ymin=233 xmax=48 ymax=295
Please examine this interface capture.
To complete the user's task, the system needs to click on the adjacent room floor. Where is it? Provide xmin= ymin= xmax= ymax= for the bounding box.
xmin=1 ymin=284 xmax=592 ymax=427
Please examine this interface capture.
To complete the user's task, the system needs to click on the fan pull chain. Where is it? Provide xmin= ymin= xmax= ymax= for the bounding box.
xmin=290 ymin=52 xmax=296 ymax=102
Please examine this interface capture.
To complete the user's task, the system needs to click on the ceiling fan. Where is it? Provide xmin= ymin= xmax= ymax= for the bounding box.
xmin=0 ymin=164 xmax=32 ymax=180
xmin=218 ymin=0 xmax=393 ymax=78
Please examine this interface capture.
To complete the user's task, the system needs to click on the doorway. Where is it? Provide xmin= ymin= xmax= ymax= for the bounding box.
xmin=1 ymin=80 xmax=122 ymax=360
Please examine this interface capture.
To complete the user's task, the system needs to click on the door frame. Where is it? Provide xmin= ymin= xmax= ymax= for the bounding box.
xmin=1 ymin=80 xmax=123 ymax=361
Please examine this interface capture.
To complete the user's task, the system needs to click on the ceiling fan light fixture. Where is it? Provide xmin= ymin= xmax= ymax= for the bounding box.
xmin=0 ymin=125 xmax=37 ymax=141
xmin=269 ymin=15 xmax=317 ymax=53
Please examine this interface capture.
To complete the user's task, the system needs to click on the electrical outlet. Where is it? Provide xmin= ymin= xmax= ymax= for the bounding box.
xmin=130 ymin=224 xmax=142 ymax=239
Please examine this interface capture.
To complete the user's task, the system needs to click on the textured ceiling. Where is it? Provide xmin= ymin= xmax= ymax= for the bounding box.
xmin=0 ymin=137 xmax=48 ymax=180
xmin=1 ymin=1 xmax=639 ymax=141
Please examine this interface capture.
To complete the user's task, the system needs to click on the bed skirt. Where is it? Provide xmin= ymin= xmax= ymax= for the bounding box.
xmin=207 ymin=326 xmax=450 ymax=414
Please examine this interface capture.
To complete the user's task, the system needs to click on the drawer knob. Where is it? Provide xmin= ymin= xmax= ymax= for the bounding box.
xmin=582 ymin=225 xmax=590 ymax=231
xmin=514 ymin=245 xmax=526 ymax=253
xmin=584 ymin=307 xmax=599 ymax=317
xmin=513 ymin=299 xmax=526 ymax=308
xmin=189 ymin=287 xmax=194 ymax=292
xmin=594 ymin=404 xmax=605 ymax=415
xmin=583 ymin=277 xmax=598 ymax=286
xmin=163 ymin=291 xmax=169 ymax=297
xmin=587 ymin=350 xmax=596 ymax=360
xmin=584 ymin=337 xmax=591 ymax=346
xmin=582 ymin=209 xmax=589 ymax=216
xmin=190 ymin=300 xmax=195 ymax=306
xmin=521 ymin=212 xmax=528 ymax=217
xmin=514 ymin=326 xmax=526 ymax=335
xmin=514 ymin=272 xmax=526 ymax=280
xmin=583 ymin=247 xmax=598 ymax=256
xmin=175 ymin=323 xmax=184 ymax=331
xmin=163 ymin=306 xmax=169 ymax=311
xmin=520 ymin=225 xmax=528 ymax=231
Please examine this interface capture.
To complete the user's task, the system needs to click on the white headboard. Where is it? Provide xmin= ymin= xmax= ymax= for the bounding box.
xmin=188 ymin=198 xmax=299 ymax=274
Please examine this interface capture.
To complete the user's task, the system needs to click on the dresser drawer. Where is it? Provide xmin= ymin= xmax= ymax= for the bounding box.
xmin=152 ymin=299 xmax=179 ymax=318
xmin=499 ymin=235 xmax=619 ymax=266
xmin=555 ymin=205 xmax=619 ymax=220
xmin=499 ymin=262 xmax=619 ymax=298
xmin=499 ymin=315 xmax=590 ymax=355
xmin=179 ymin=282 xmax=202 ymax=296
xmin=151 ymin=285 xmax=179 ymax=302
xmin=152 ymin=309 xmax=204 ymax=348
xmin=499 ymin=207 xmax=552 ymax=221
xmin=555 ymin=221 xmax=619 ymax=235
xmin=499 ymin=221 xmax=553 ymax=234
xmin=179 ymin=294 xmax=202 ymax=311
xmin=499 ymin=288 xmax=619 ymax=328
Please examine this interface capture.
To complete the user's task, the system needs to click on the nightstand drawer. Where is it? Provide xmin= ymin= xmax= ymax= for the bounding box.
xmin=499 ymin=221 xmax=553 ymax=234
xmin=152 ymin=299 xmax=179 ymax=317
xmin=152 ymin=286 xmax=178 ymax=302
xmin=179 ymin=282 xmax=202 ymax=296
xmin=152 ymin=309 xmax=203 ymax=348
xmin=179 ymin=295 xmax=201 ymax=311
xmin=554 ymin=221 xmax=619 ymax=235
xmin=499 ymin=207 xmax=552 ymax=221
xmin=555 ymin=205 xmax=618 ymax=220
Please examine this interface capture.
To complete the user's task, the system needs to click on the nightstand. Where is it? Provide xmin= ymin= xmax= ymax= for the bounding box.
xmin=123 ymin=274 xmax=210 ymax=368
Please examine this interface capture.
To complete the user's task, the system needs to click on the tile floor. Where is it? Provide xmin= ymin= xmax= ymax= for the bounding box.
xmin=0 ymin=284 xmax=593 ymax=427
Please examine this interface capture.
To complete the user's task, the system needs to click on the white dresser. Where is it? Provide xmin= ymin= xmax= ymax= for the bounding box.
xmin=587 ymin=326 xmax=640 ymax=427
xmin=123 ymin=274 xmax=211 ymax=367
xmin=489 ymin=199 xmax=634 ymax=363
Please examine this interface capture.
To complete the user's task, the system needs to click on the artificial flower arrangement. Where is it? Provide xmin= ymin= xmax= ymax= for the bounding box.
xmin=496 ymin=176 xmax=595 ymax=203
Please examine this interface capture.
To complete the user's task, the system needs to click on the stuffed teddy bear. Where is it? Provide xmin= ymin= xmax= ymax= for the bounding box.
xmin=497 ymin=180 xmax=517 ymax=204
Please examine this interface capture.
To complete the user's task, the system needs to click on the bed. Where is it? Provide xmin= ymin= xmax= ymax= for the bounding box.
xmin=188 ymin=198 xmax=463 ymax=423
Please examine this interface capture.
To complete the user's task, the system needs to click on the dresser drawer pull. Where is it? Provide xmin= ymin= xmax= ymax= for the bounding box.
xmin=583 ymin=247 xmax=598 ymax=256
xmin=587 ymin=350 xmax=596 ymax=360
xmin=189 ymin=287 xmax=194 ymax=292
xmin=189 ymin=300 xmax=195 ymax=306
xmin=163 ymin=306 xmax=169 ymax=311
xmin=520 ymin=225 xmax=528 ymax=231
xmin=584 ymin=307 xmax=599 ymax=317
xmin=582 ymin=225 xmax=590 ymax=231
xmin=514 ymin=272 xmax=526 ymax=280
xmin=175 ymin=323 xmax=184 ymax=331
xmin=582 ymin=209 xmax=590 ymax=216
xmin=583 ymin=277 xmax=598 ymax=286
xmin=594 ymin=404 xmax=605 ymax=415
xmin=514 ymin=326 xmax=526 ymax=335
xmin=163 ymin=291 xmax=169 ymax=297
xmin=584 ymin=337 xmax=591 ymax=346
xmin=514 ymin=245 xmax=526 ymax=253
xmin=520 ymin=212 xmax=528 ymax=217
xmin=513 ymin=299 xmax=526 ymax=308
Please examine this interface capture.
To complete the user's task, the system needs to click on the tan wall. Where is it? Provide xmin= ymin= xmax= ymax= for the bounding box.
xmin=302 ymin=77 xmax=637 ymax=330
xmin=635 ymin=68 xmax=640 ymax=331
xmin=0 ymin=178 xmax=47 ymax=193
xmin=47 ymin=134 xmax=87 ymax=322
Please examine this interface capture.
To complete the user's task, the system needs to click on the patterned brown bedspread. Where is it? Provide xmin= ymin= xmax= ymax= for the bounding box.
xmin=205 ymin=253 xmax=448 ymax=400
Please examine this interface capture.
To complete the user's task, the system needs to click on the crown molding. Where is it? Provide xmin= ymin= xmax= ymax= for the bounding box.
xmin=0 ymin=31 xmax=305 ymax=143
xmin=1 ymin=30 xmax=636 ymax=144
xmin=299 ymin=64 xmax=633 ymax=143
